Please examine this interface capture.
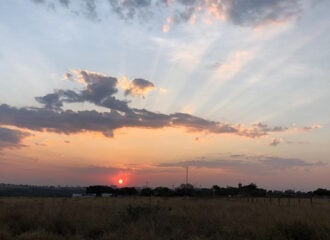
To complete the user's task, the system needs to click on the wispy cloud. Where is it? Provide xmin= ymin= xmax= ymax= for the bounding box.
xmin=71 ymin=165 xmax=129 ymax=175
xmin=158 ymin=154 xmax=325 ymax=174
xmin=31 ymin=0 xmax=304 ymax=30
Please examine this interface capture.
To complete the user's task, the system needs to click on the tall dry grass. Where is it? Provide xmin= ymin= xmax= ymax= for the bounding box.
xmin=0 ymin=197 xmax=329 ymax=240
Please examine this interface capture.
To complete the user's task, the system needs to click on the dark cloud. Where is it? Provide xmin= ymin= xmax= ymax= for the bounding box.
xmin=225 ymin=0 xmax=302 ymax=26
xmin=31 ymin=0 xmax=303 ymax=28
xmin=0 ymin=127 xmax=30 ymax=150
xmin=0 ymin=103 xmax=303 ymax=139
xmin=59 ymin=0 xmax=70 ymax=7
xmin=84 ymin=0 xmax=97 ymax=20
xmin=125 ymin=78 xmax=155 ymax=97
xmin=108 ymin=0 xmax=153 ymax=21
xmin=136 ymin=0 xmax=302 ymax=27
xmin=0 ymin=70 xmax=320 ymax=139
xmin=36 ymin=70 xmax=130 ymax=112
xmin=32 ymin=0 xmax=45 ymax=3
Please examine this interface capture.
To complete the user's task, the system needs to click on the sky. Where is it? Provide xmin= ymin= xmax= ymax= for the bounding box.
xmin=0 ymin=0 xmax=329 ymax=190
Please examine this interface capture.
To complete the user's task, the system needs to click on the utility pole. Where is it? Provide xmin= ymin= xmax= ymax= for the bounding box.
xmin=186 ymin=166 xmax=189 ymax=186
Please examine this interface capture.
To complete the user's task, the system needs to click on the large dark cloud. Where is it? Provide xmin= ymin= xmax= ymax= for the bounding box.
xmin=31 ymin=0 xmax=303 ymax=28
xmin=0 ymin=104 xmax=306 ymax=139
xmin=0 ymin=127 xmax=30 ymax=150
xmin=36 ymin=70 xmax=130 ymax=112
xmin=0 ymin=70 xmax=320 ymax=139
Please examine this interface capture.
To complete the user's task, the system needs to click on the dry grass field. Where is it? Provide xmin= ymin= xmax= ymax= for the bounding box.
xmin=0 ymin=197 xmax=329 ymax=240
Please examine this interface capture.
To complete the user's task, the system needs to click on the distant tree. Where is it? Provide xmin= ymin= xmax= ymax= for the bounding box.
xmin=212 ymin=185 xmax=220 ymax=191
xmin=174 ymin=184 xmax=195 ymax=196
xmin=140 ymin=187 xmax=153 ymax=196
xmin=212 ymin=185 xmax=230 ymax=196
xmin=180 ymin=183 xmax=194 ymax=189
xmin=86 ymin=185 xmax=114 ymax=196
xmin=195 ymin=188 xmax=213 ymax=197
xmin=241 ymin=183 xmax=257 ymax=191
xmin=284 ymin=189 xmax=295 ymax=196
xmin=313 ymin=188 xmax=330 ymax=197
xmin=117 ymin=187 xmax=138 ymax=196
xmin=153 ymin=187 xmax=172 ymax=196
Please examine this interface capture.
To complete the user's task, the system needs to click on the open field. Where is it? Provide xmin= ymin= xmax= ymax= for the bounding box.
xmin=0 ymin=197 xmax=329 ymax=240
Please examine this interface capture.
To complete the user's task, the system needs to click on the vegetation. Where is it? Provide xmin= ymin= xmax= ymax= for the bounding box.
xmin=86 ymin=183 xmax=329 ymax=198
xmin=0 ymin=184 xmax=85 ymax=197
xmin=0 ymin=197 xmax=329 ymax=240
xmin=2 ymin=182 xmax=329 ymax=198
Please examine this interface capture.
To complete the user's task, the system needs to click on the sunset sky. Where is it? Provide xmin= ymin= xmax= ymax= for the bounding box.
xmin=0 ymin=0 xmax=329 ymax=190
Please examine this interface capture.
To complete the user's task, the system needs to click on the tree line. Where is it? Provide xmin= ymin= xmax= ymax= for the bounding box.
xmin=86 ymin=183 xmax=330 ymax=198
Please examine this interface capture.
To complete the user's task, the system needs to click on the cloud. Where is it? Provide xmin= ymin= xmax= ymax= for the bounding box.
xmin=0 ymin=103 xmax=306 ymax=139
xmin=225 ymin=0 xmax=302 ymax=27
xmin=124 ymin=78 xmax=155 ymax=97
xmin=58 ymin=0 xmax=69 ymax=8
xmin=0 ymin=127 xmax=30 ymax=150
xmin=108 ymin=0 xmax=153 ymax=21
xmin=112 ymin=0 xmax=303 ymax=28
xmin=158 ymin=155 xmax=325 ymax=174
xmin=259 ymin=156 xmax=323 ymax=169
xmin=36 ymin=70 xmax=130 ymax=112
xmin=302 ymin=124 xmax=322 ymax=131
xmin=31 ymin=0 xmax=303 ymax=29
xmin=84 ymin=0 xmax=97 ymax=20
xmin=269 ymin=137 xmax=283 ymax=146
xmin=0 ymin=70 xmax=320 ymax=139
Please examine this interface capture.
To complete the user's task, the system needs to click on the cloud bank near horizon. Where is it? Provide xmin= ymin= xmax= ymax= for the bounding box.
xmin=64 ymin=153 xmax=325 ymax=179
xmin=158 ymin=154 xmax=325 ymax=174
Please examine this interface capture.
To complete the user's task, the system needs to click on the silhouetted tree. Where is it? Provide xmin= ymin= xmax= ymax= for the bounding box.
xmin=86 ymin=185 xmax=114 ymax=196
xmin=140 ymin=187 xmax=153 ymax=196
xmin=153 ymin=187 xmax=172 ymax=196
xmin=313 ymin=188 xmax=330 ymax=197
xmin=117 ymin=187 xmax=138 ymax=196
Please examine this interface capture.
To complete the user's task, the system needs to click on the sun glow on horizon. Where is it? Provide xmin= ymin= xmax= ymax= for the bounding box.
xmin=118 ymin=178 xmax=124 ymax=185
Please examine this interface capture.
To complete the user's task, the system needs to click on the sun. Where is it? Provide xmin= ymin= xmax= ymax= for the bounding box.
xmin=118 ymin=179 xmax=124 ymax=185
